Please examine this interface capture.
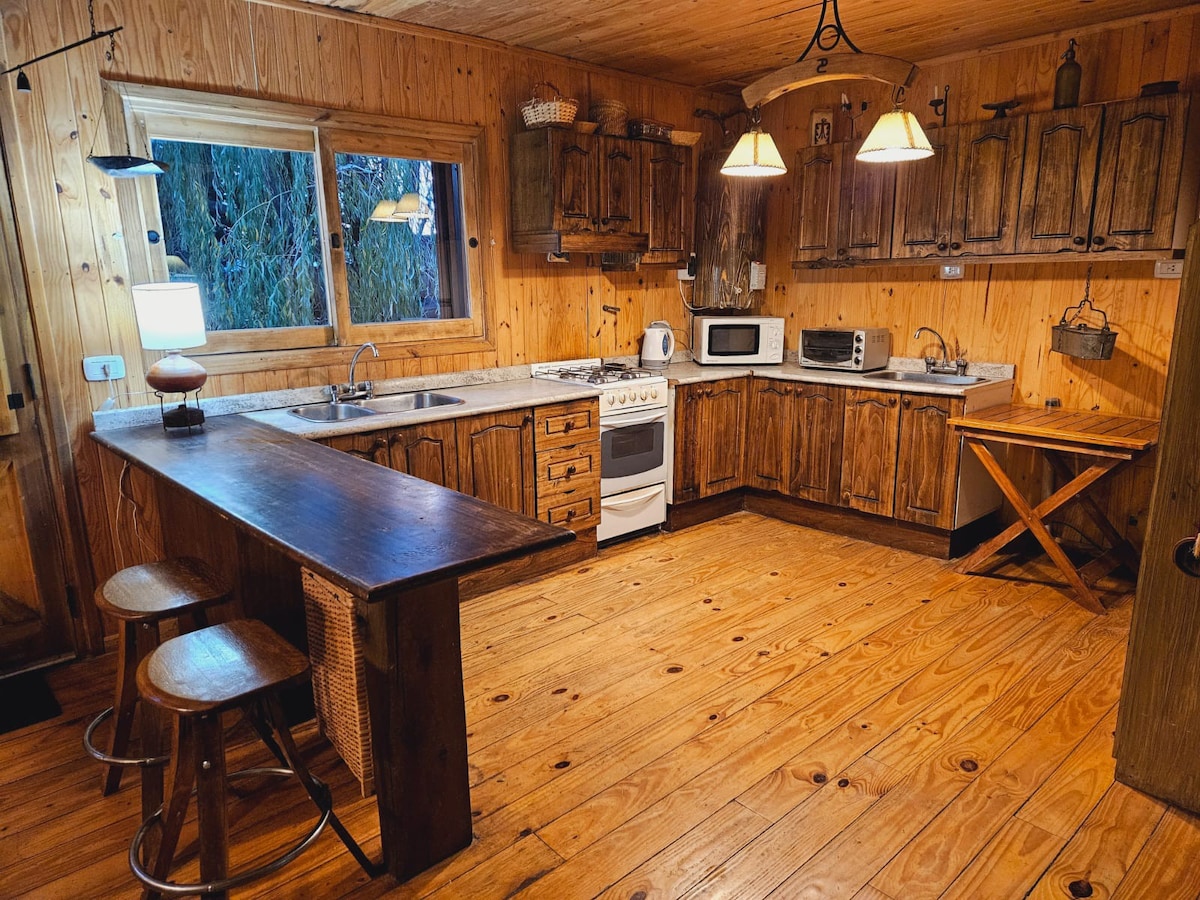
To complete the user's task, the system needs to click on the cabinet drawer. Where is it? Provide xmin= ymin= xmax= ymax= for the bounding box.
xmin=535 ymin=400 xmax=599 ymax=449
xmin=536 ymin=443 xmax=600 ymax=489
xmin=540 ymin=493 xmax=599 ymax=530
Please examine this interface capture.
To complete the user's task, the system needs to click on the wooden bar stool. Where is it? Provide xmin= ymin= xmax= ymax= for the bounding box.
xmin=130 ymin=619 xmax=380 ymax=899
xmin=84 ymin=557 xmax=232 ymax=796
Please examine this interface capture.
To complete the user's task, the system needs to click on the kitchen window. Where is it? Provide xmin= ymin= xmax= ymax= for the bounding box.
xmin=112 ymin=82 xmax=490 ymax=357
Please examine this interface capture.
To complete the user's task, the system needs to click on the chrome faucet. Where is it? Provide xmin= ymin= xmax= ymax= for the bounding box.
xmin=331 ymin=342 xmax=379 ymax=402
xmin=914 ymin=327 xmax=967 ymax=375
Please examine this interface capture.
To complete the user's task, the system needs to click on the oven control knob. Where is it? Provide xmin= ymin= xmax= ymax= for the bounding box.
xmin=607 ymin=394 xmax=615 ymax=405
xmin=651 ymin=388 xmax=658 ymax=399
xmin=855 ymin=335 xmax=863 ymax=343
xmin=619 ymin=391 xmax=628 ymax=404
xmin=640 ymin=390 xmax=648 ymax=400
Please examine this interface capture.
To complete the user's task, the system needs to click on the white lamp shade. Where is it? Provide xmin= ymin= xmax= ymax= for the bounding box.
xmin=370 ymin=192 xmax=426 ymax=221
xmin=132 ymin=282 xmax=207 ymax=350
xmin=857 ymin=108 xmax=934 ymax=163
xmin=720 ymin=129 xmax=788 ymax=177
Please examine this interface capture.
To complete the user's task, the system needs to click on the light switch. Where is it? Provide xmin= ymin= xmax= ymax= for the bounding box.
xmin=939 ymin=264 xmax=964 ymax=280
xmin=83 ymin=355 xmax=126 ymax=381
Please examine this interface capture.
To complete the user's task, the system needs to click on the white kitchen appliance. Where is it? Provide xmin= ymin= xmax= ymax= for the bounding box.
xmin=532 ymin=359 xmax=668 ymax=542
xmin=640 ymin=321 xmax=675 ymax=369
xmin=693 ymin=315 xmax=784 ymax=365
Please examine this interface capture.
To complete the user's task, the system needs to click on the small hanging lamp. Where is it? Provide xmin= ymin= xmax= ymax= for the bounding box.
xmin=856 ymin=87 xmax=933 ymax=163
xmin=720 ymin=106 xmax=787 ymax=177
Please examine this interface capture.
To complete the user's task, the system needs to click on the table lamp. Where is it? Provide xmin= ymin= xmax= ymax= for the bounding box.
xmin=132 ymin=282 xmax=208 ymax=429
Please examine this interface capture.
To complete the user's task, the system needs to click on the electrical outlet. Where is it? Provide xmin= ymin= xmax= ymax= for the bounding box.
xmin=939 ymin=264 xmax=964 ymax=280
xmin=1154 ymin=260 xmax=1184 ymax=279
xmin=676 ymin=266 xmax=694 ymax=281
xmin=83 ymin=354 xmax=125 ymax=381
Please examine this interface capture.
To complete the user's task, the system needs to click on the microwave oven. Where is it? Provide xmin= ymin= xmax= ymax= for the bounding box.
xmin=800 ymin=327 xmax=891 ymax=371
xmin=693 ymin=316 xmax=785 ymax=365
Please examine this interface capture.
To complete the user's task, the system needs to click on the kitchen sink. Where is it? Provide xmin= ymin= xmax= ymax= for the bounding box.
xmin=862 ymin=371 xmax=988 ymax=386
xmin=289 ymin=402 xmax=378 ymax=422
xmin=357 ymin=391 xmax=464 ymax=413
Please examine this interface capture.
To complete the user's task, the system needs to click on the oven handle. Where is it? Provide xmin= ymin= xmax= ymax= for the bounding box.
xmin=601 ymin=485 xmax=664 ymax=509
xmin=600 ymin=409 xmax=668 ymax=431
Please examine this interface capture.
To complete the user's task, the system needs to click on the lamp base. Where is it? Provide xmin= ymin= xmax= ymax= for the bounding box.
xmin=155 ymin=391 xmax=205 ymax=432
xmin=146 ymin=351 xmax=207 ymax=394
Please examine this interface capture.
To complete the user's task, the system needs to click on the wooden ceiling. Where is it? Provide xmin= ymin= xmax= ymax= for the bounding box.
xmin=294 ymin=0 xmax=1197 ymax=91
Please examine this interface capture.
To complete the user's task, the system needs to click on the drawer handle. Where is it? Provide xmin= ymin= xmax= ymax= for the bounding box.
xmin=563 ymin=421 xmax=575 ymax=432
xmin=565 ymin=465 xmax=577 ymax=476
xmin=565 ymin=508 xmax=577 ymax=519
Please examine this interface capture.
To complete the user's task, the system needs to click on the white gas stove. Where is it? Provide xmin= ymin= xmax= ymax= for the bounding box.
xmin=532 ymin=359 xmax=668 ymax=541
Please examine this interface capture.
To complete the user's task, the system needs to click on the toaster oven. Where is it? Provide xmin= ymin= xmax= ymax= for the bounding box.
xmin=800 ymin=327 xmax=891 ymax=371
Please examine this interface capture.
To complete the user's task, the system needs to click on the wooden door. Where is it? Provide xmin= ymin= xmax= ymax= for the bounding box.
xmin=1016 ymin=106 xmax=1102 ymax=254
xmin=699 ymin=378 xmax=747 ymax=497
xmin=1092 ymin=94 xmax=1190 ymax=252
xmin=596 ymin=136 xmax=641 ymax=235
xmin=672 ymin=383 xmax=704 ymax=504
xmin=894 ymin=394 xmax=963 ymax=529
xmin=789 ymin=383 xmax=845 ymax=505
xmin=837 ymin=141 xmax=895 ymax=260
xmin=552 ymin=130 xmax=597 ymax=235
xmin=791 ymin=144 xmax=842 ymax=263
xmin=840 ymin=388 xmax=900 ymax=516
xmin=1114 ymin=223 xmax=1200 ymax=813
xmin=390 ymin=420 xmax=458 ymax=490
xmin=950 ymin=117 xmax=1025 ymax=256
xmin=746 ymin=379 xmax=793 ymax=492
xmin=324 ymin=429 xmax=390 ymax=467
xmin=456 ymin=410 xmax=535 ymax=516
xmin=644 ymin=142 xmax=690 ymax=261
xmin=892 ymin=126 xmax=958 ymax=259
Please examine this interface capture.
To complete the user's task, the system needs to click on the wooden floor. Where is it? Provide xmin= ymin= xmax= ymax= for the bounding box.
xmin=4 ymin=512 xmax=1200 ymax=899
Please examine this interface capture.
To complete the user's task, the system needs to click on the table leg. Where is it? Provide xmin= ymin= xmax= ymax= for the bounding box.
xmin=1043 ymin=450 xmax=1141 ymax=572
xmin=358 ymin=578 xmax=472 ymax=880
xmin=958 ymin=437 xmax=1108 ymax=614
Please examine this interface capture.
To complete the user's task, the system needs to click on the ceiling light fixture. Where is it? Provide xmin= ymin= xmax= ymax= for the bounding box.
xmin=856 ymin=87 xmax=933 ymax=163
xmin=720 ymin=106 xmax=787 ymax=177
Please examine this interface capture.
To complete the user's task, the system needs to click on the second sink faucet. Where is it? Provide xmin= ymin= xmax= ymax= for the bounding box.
xmin=332 ymin=342 xmax=379 ymax=402
xmin=913 ymin=327 xmax=967 ymax=375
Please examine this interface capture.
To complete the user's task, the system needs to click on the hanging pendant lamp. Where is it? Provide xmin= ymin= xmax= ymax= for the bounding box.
xmin=720 ymin=106 xmax=787 ymax=177
xmin=856 ymin=88 xmax=933 ymax=163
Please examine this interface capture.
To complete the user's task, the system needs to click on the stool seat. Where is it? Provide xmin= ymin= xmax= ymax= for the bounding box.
xmin=137 ymin=619 xmax=310 ymax=715
xmin=96 ymin=557 xmax=229 ymax=622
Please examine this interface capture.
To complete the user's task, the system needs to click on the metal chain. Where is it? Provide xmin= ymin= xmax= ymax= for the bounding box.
xmin=88 ymin=0 xmax=96 ymax=36
xmin=1082 ymin=264 xmax=1092 ymax=304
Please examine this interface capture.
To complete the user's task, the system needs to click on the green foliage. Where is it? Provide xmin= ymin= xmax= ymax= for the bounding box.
xmin=153 ymin=140 xmax=327 ymax=331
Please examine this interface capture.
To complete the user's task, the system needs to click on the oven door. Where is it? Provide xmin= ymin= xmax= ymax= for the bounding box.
xmin=600 ymin=408 xmax=667 ymax=496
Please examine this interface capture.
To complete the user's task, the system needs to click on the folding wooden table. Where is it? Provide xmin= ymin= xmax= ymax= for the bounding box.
xmin=949 ymin=403 xmax=1160 ymax=614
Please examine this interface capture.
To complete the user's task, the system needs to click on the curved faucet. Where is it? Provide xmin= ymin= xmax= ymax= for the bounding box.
xmin=331 ymin=342 xmax=379 ymax=402
xmin=913 ymin=327 xmax=966 ymax=375
xmin=348 ymin=342 xmax=379 ymax=387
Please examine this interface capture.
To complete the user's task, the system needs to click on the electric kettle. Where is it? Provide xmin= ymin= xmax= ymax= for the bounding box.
xmin=640 ymin=321 xmax=675 ymax=369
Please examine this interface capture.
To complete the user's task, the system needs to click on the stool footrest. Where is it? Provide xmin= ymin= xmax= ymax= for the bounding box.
xmin=83 ymin=707 xmax=170 ymax=769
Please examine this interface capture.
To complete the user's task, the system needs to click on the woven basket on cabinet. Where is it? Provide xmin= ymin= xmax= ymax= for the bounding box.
xmin=520 ymin=82 xmax=579 ymax=128
xmin=589 ymin=99 xmax=628 ymax=136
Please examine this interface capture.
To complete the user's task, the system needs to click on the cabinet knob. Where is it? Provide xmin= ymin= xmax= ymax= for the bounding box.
xmin=565 ymin=465 xmax=577 ymax=476
xmin=937 ymin=242 xmax=948 ymax=252
xmin=889 ymin=397 xmax=897 ymax=406
xmin=1092 ymin=235 xmax=1106 ymax=246
xmin=950 ymin=241 xmax=962 ymax=251
xmin=836 ymin=248 xmax=848 ymax=256
xmin=1073 ymin=236 xmax=1086 ymax=246
xmin=565 ymin=509 xmax=577 ymax=519
xmin=902 ymin=397 xmax=911 ymax=408
xmin=600 ymin=217 xmax=609 ymax=226
xmin=563 ymin=421 xmax=575 ymax=432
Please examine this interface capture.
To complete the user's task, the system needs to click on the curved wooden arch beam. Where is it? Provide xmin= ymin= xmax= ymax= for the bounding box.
xmin=742 ymin=54 xmax=919 ymax=109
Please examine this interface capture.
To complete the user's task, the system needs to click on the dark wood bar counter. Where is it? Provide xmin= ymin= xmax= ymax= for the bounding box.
xmin=93 ymin=415 xmax=573 ymax=881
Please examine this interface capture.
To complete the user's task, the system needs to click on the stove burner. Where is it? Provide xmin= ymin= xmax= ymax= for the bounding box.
xmin=538 ymin=362 xmax=659 ymax=385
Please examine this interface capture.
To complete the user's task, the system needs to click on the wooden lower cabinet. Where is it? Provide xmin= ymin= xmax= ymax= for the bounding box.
xmin=389 ymin=421 xmax=458 ymax=489
xmin=456 ymin=410 xmax=536 ymax=517
xmin=534 ymin=400 xmax=601 ymax=530
xmin=673 ymin=378 xmax=748 ymax=502
xmin=840 ymin=388 xmax=900 ymax=516
xmin=746 ymin=378 xmax=844 ymax=505
xmin=324 ymin=430 xmax=390 ymax=466
xmin=894 ymin=394 xmax=965 ymax=529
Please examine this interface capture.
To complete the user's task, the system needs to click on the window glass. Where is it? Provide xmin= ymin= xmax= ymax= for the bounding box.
xmin=150 ymin=139 xmax=328 ymax=331
xmin=333 ymin=152 xmax=469 ymax=325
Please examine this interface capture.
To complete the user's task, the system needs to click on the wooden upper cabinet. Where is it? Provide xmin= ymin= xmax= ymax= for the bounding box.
xmin=840 ymin=388 xmax=900 ymax=516
xmin=894 ymin=394 xmax=964 ymax=529
xmin=950 ymin=117 xmax=1026 ymax=256
xmin=1092 ymin=94 xmax=1195 ymax=252
xmin=790 ymin=383 xmax=844 ymax=505
xmin=389 ymin=421 xmax=458 ymax=490
xmin=597 ymin=137 xmax=642 ymax=235
xmin=838 ymin=141 xmax=895 ymax=260
xmin=643 ymin=143 xmax=693 ymax=264
xmin=456 ymin=409 xmax=536 ymax=517
xmin=893 ymin=126 xmax=958 ymax=259
xmin=791 ymin=144 xmax=842 ymax=263
xmin=1016 ymin=106 xmax=1103 ymax=254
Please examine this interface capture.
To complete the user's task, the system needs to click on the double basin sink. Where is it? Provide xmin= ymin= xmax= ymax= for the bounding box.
xmin=861 ymin=370 xmax=987 ymax=386
xmin=289 ymin=391 xmax=463 ymax=422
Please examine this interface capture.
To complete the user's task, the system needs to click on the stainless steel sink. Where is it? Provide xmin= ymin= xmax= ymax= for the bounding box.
xmin=289 ymin=402 xmax=377 ymax=422
xmin=862 ymin=371 xmax=988 ymax=386
xmin=357 ymin=391 xmax=464 ymax=413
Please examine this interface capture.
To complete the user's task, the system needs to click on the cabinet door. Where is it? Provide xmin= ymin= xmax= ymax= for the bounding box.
xmin=894 ymin=394 xmax=964 ymax=529
xmin=1092 ymin=94 xmax=1190 ymax=252
xmin=746 ymin=379 xmax=793 ymax=492
xmin=791 ymin=144 xmax=842 ymax=263
xmin=597 ymin=137 xmax=641 ymax=235
xmin=672 ymin=383 xmax=704 ymax=503
xmin=456 ymin=410 xmax=535 ymax=516
xmin=390 ymin=420 xmax=458 ymax=490
xmin=552 ymin=131 xmax=597 ymax=235
xmin=324 ymin=430 xmax=390 ymax=467
xmin=837 ymin=142 xmax=895 ymax=260
xmin=840 ymin=388 xmax=899 ymax=516
xmin=1016 ymin=107 xmax=1102 ymax=254
xmin=789 ymin=383 xmax=845 ymax=505
xmin=700 ymin=378 xmax=748 ymax=497
xmin=645 ymin=143 xmax=690 ymax=261
xmin=893 ymin=126 xmax=958 ymax=259
xmin=951 ymin=117 xmax=1025 ymax=256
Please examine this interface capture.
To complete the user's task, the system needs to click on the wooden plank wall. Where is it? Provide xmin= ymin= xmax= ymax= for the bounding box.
xmin=0 ymin=0 xmax=727 ymax=623
xmin=759 ymin=11 xmax=1200 ymax=551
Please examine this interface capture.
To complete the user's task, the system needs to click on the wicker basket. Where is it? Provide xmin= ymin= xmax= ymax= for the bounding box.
xmin=590 ymin=99 xmax=628 ymax=136
xmin=629 ymin=118 xmax=673 ymax=142
xmin=520 ymin=82 xmax=578 ymax=129
xmin=302 ymin=568 xmax=374 ymax=797
xmin=669 ymin=130 xmax=702 ymax=146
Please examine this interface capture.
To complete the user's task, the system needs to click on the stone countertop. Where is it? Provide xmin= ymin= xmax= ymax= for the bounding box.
xmin=664 ymin=357 xmax=1016 ymax=398
xmin=244 ymin=377 xmax=602 ymax=439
